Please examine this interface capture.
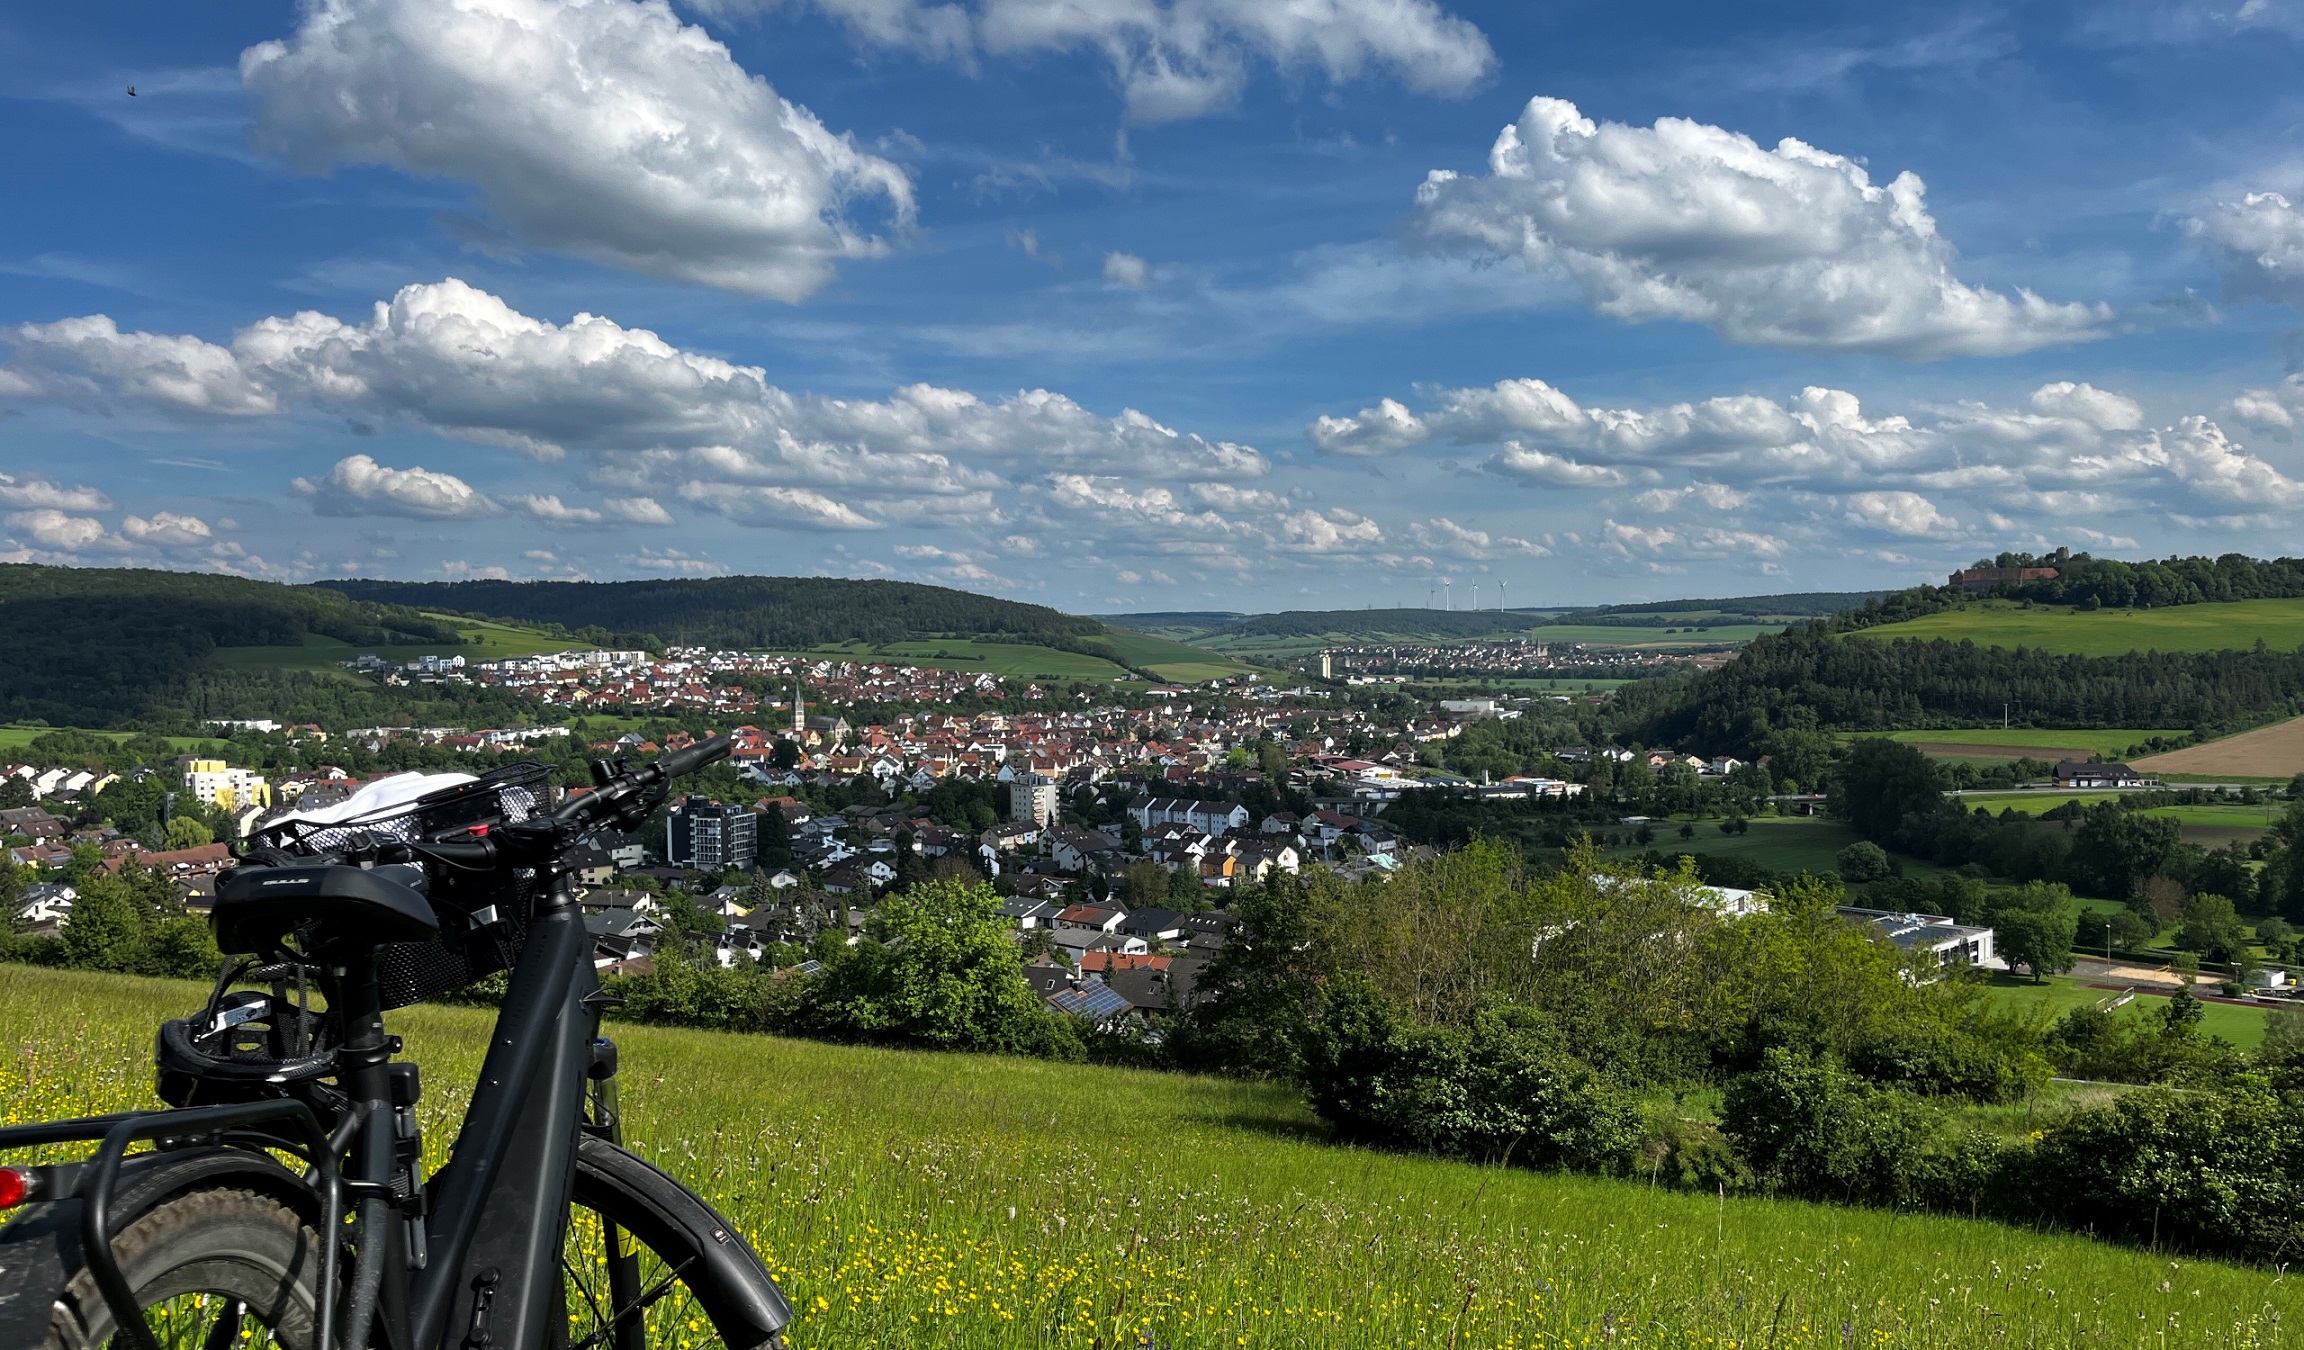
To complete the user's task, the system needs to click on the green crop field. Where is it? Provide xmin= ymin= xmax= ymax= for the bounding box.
xmin=1861 ymin=728 xmax=2190 ymax=758
xmin=211 ymin=613 xmax=575 ymax=675
xmin=0 ymin=967 xmax=2292 ymax=1350
xmin=1092 ymin=630 xmax=1264 ymax=682
xmin=1854 ymin=597 xmax=2304 ymax=657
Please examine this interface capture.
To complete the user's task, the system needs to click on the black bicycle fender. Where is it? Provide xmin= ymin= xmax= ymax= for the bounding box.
xmin=0 ymin=1146 xmax=317 ymax=1350
xmin=573 ymin=1134 xmax=792 ymax=1350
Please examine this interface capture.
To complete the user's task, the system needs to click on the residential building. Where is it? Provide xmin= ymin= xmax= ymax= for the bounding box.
xmin=2055 ymin=760 xmax=2143 ymax=789
xmin=1008 ymin=772 xmax=1059 ymax=827
xmin=1127 ymin=796 xmax=1250 ymax=834
xmin=666 ymin=796 xmax=758 ymax=871
xmin=182 ymin=759 xmax=272 ymax=813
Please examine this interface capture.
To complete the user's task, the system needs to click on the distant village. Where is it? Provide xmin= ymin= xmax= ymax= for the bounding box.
xmin=0 ymin=639 xmax=2073 ymax=1030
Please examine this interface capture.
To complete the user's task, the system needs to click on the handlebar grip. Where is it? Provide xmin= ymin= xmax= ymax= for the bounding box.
xmin=656 ymin=735 xmax=734 ymax=781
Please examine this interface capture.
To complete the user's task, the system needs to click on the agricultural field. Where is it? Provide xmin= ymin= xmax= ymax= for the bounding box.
xmin=1854 ymin=596 xmax=2304 ymax=657
xmin=1090 ymin=630 xmax=1265 ymax=682
xmin=210 ymin=612 xmax=575 ymax=675
xmin=1859 ymin=727 xmax=2188 ymax=761
xmin=0 ymin=967 xmax=2291 ymax=1350
xmin=2138 ymin=715 xmax=2304 ymax=780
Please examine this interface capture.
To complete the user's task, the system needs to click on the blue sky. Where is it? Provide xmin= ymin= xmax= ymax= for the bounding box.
xmin=4 ymin=0 xmax=2304 ymax=611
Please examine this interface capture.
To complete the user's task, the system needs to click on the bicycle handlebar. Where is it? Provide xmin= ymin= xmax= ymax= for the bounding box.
xmin=655 ymin=734 xmax=735 ymax=781
xmin=382 ymin=735 xmax=738 ymax=874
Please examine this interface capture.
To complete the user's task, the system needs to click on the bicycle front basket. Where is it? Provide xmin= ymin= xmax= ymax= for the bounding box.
xmin=253 ymin=763 xmax=557 ymax=1009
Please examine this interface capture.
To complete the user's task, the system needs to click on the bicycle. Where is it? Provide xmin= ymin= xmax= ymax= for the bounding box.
xmin=0 ymin=736 xmax=796 ymax=1350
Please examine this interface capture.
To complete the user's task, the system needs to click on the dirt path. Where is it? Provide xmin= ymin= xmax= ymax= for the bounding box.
xmin=2136 ymin=715 xmax=2304 ymax=778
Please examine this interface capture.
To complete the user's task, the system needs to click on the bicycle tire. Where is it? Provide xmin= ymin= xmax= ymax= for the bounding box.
xmin=38 ymin=1186 xmax=321 ymax=1350
xmin=560 ymin=1137 xmax=790 ymax=1350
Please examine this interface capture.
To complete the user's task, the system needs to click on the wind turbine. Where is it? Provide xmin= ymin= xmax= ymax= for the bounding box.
xmin=1499 ymin=580 xmax=1507 ymax=613
xmin=1471 ymin=583 xmax=1479 ymax=611
xmin=1444 ymin=582 xmax=1452 ymax=612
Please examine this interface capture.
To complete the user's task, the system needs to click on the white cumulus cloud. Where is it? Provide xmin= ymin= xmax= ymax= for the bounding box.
xmin=242 ymin=0 xmax=914 ymax=301
xmin=1409 ymin=95 xmax=2111 ymax=357
xmin=0 ymin=474 xmax=113 ymax=512
xmin=3 ymin=279 xmax=1269 ymax=541
xmin=293 ymin=454 xmax=500 ymax=519
xmin=2187 ymin=191 xmax=2304 ymax=310
xmin=1843 ymin=490 xmax=1957 ymax=537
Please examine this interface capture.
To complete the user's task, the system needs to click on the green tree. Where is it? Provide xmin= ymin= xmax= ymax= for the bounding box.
xmin=2071 ymin=802 xmax=2181 ymax=900
xmin=1987 ymin=882 xmax=2079 ymax=983
xmin=1829 ymin=739 xmax=1947 ymax=846
xmin=164 ymin=816 xmax=215 ymax=850
xmin=791 ymin=877 xmax=1076 ymax=1056
xmin=59 ymin=877 xmax=147 ymax=973
xmin=2176 ymin=892 xmax=2250 ymax=963
xmin=1834 ymin=841 xmax=1891 ymax=883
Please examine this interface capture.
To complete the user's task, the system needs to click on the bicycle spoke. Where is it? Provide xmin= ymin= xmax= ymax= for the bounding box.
xmin=563 ymin=1208 xmax=727 ymax=1350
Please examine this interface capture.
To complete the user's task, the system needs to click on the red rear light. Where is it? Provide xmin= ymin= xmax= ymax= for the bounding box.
xmin=467 ymin=823 xmax=490 ymax=837
xmin=0 ymin=1168 xmax=28 ymax=1209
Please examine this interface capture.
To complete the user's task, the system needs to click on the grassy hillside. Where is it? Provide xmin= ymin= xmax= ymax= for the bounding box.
xmin=1856 ymin=597 xmax=2304 ymax=656
xmin=211 ymin=612 xmax=580 ymax=675
xmin=2 ymin=967 xmax=2290 ymax=1348
xmin=314 ymin=576 xmax=1108 ymax=650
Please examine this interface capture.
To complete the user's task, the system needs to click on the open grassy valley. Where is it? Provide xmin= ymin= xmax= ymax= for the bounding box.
xmin=2 ymin=967 xmax=2293 ymax=1350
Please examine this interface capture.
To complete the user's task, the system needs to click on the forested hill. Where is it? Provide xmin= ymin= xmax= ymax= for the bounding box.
xmin=312 ymin=576 xmax=1107 ymax=650
xmin=0 ymin=565 xmax=463 ymax=726
xmin=1626 ymin=550 xmax=2304 ymax=753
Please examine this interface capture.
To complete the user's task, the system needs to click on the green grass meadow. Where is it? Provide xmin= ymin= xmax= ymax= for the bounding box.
xmin=0 ymin=967 xmax=2294 ymax=1348
xmin=1977 ymin=972 xmax=2271 ymax=1050
xmin=1854 ymin=598 xmax=2304 ymax=657
xmin=1860 ymin=728 xmax=2190 ymax=758
xmin=0 ymin=726 xmax=220 ymax=753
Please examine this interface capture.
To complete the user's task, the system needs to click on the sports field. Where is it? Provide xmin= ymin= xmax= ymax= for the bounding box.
xmin=1979 ymin=972 xmax=2268 ymax=1049
xmin=0 ymin=966 xmax=2290 ymax=1350
xmin=1854 ymin=597 xmax=2304 ymax=656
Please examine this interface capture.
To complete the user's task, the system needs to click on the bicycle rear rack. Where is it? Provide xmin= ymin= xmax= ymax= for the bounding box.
xmin=0 ymin=1100 xmax=343 ymax=1350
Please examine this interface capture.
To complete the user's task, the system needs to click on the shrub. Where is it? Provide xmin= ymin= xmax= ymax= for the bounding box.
xmin=1722 ymin=1047 xmax=1947 ymax=1208
xmin=1301 ymin=976 xmax=1638 ymax=1173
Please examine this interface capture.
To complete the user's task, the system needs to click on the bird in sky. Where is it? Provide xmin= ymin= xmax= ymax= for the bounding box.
xmin=126 ymin=86 xmax=136 ymax=96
